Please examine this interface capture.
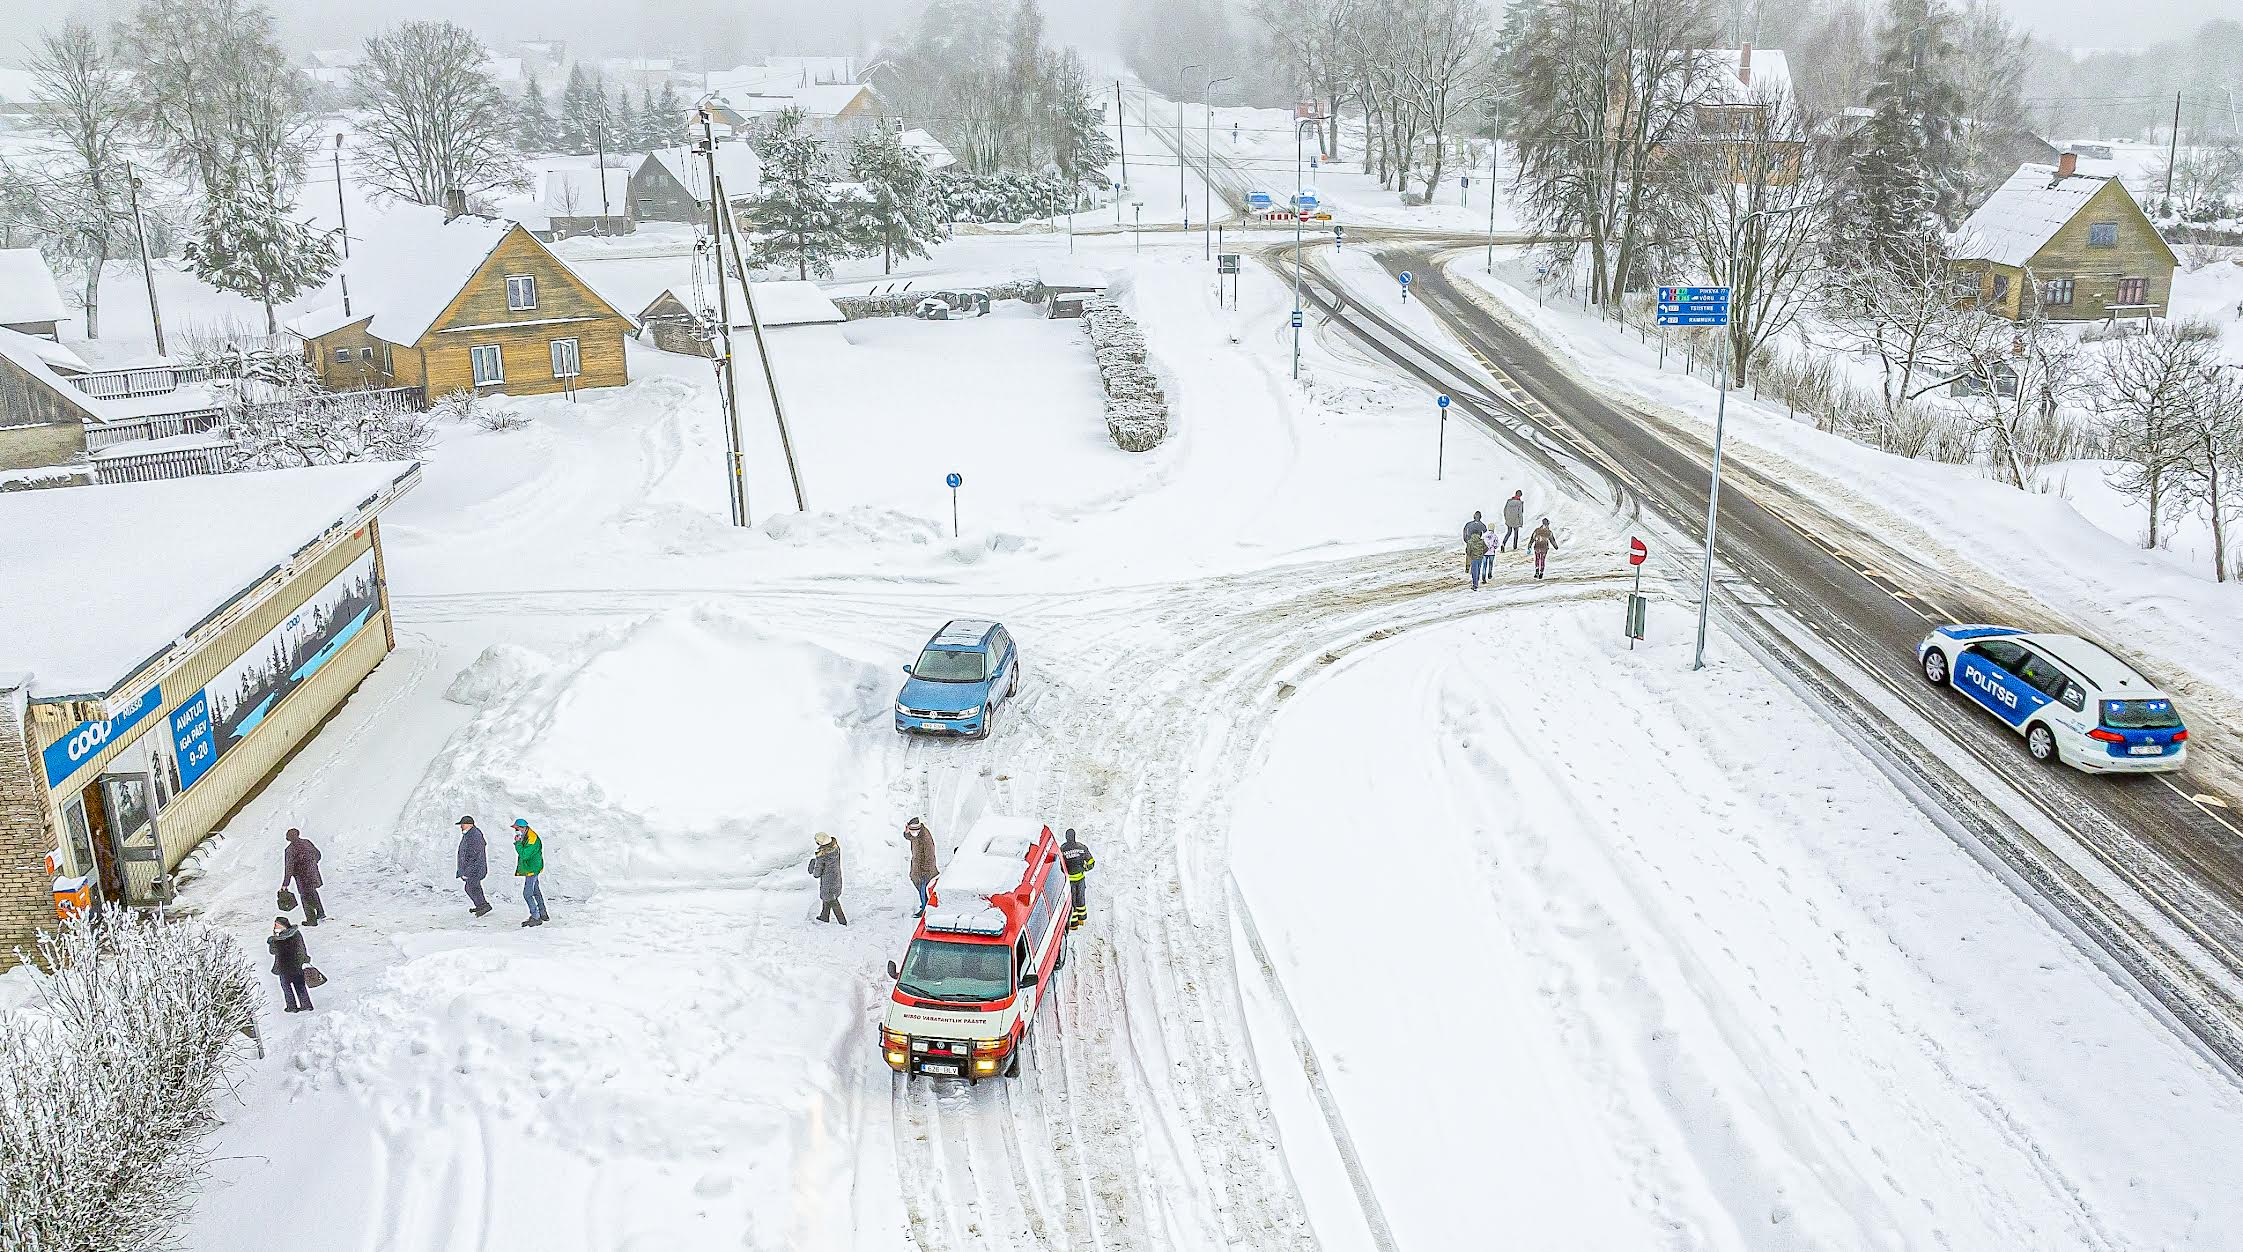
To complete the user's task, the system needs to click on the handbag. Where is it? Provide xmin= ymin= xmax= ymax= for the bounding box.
xmin=277 ymin=887 xmax=298 ymax=912
xmin=303 ymin=966 xmax=327 ymax=989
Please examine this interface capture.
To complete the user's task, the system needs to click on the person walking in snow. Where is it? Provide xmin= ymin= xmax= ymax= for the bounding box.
xmin=280 ymin=828 xmax=325 ymax=926
xmin=1462 ymin=510 xmax=1487 ymax=545
xmin=456 ymin=816 xmax=491 ymax=917
xmin=1529 ymin=518 xmax=1558 ymax=580
xmin=1500 ymin=491 xmax=1526 ymax=552
xmin=268 ymin=915 xmax=314 ymax=1013
xmin=1465 ymin=525 xmax=1490 ymax=590
xmin=1060 ymin=828 xmax=1095 ymax=930
xmin=810 ymin=833 xmax=847 ymax=925
xmin=905 ymin=818 xmax=938 ymax=918
xmin=1476 ymin=523 xmax=1498 ymax=585
xmin=512 ymin=818 xmax=549 ymax=927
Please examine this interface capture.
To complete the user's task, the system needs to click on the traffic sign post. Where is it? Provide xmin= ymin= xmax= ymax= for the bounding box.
xmin=1399 ymin=270 xmax=1413 ymax=303
xmin=1333 ymin=224 xmax=1344 ymax=249
xmin=1626 ymin=536 xmax=1649 ymax=648
xmin=946 ymin=471 xmax=963 ymax=537
xmin=1290 ymin=309 xmax=1303 ymax=329
xmin=1436 ymin=394 xmax=1451 ymax=480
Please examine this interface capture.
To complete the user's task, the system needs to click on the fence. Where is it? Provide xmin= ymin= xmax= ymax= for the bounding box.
xmin=69 ymin=363 xmax=215 ymax=400
xmin=81 ymin=386 xmax=426 ymax=484
xmin=91 ymin=444 xmax=232 ymax=484
xmin=83 ymin=408 xmax=226 ymax=452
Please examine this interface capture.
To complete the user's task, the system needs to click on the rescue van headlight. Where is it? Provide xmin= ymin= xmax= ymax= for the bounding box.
xmin=971 ymin=1037 xmax=1007 ymax=1054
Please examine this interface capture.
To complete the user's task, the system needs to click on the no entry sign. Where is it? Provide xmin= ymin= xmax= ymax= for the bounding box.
xmin=1628 ymin=537 xmax=1649 ymax=566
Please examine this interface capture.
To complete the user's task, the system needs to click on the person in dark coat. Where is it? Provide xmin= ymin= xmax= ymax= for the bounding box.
xmin=268 ymin=915 xmax=313 ymax=1012
xmin=1499 ymin=491 xmax=1526 ymax=551
xmin=1465 ymin=528 xmax=1490 ymax=590
xmin=281 ymin=828 xmax=325 ymax=926
xmin=455 ymin=816 xmax=491 ymax=917
xmin=904 ymin=818 xmax=938 ymax=917
xmin=1529 ymin=518 xmax=1559 ymax=580
xmin=809 ymin=832 xmax=846 ymax=925
xmin=1462 ymin=511 xmax=1487 ymax=544
xmin=1060 ymin=828 xmax=1095 ymax=930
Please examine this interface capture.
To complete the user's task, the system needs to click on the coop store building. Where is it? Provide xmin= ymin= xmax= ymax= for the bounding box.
xmin=0 ymin=462 xmax=419 ymax=962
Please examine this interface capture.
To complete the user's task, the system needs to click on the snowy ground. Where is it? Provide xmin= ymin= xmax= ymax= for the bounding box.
xmin=16 ymin=142 xmax=2243 ymax=1251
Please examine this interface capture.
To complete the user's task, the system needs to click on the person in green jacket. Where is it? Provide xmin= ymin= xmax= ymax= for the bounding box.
xmin=512 ymin=819 xmax=549 ymax=928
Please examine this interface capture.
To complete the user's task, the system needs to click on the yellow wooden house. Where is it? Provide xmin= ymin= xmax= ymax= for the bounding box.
xmin=1949 ymin=154 xmax=2180 ymax=323
xmin=290 ymin=205 xmax=634 ymax=398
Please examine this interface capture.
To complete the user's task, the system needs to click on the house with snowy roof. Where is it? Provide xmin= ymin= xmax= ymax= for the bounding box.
xmin=536 ymin=165 xmax=635 ymax=238
xmin=0 ymin=248 xmax=67 ymax=339
xmin=627 ymin=142 xmax=763 ymax=224
xmin=635 ymin=278 xmax=847 ymax=356
xmin=900 ymin=128 xmax=956 ymax=174
xmin=1949 ymin=152 xmax=2178 ymax=323
xmin=1682 ymin=44 xmax=1803 ymax=184
xmin=287 ymin=201 xmax=634 ymax=398
xmin=702 ymin=82 xmax=885 ymax=142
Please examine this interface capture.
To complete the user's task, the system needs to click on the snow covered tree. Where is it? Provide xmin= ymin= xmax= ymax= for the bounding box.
xmin=2097 ymin=322 xmax=2216 ymax=551
xmin=649 ymin=82 xmax=690 ymax=147
xmin=1000 ymin=0 xmax=1049 ymax=168
xmin=850 ymin=124 xmax=939 ymax=274
xmin=1046 ymin=49 xmax=1115 ymax=189
xmin=352 ymin=21 xmax=524 ymax=207
xmin=1953 ymin=0 xmax=2031 ymax=205
xmin=119 ymin=0 xmax=311 ymax=198
xmin=517 ymin=70 xmax=556 ymax=153
xmin=224 ymin=386 xmax=435 ymax=468
xmin=0 ymin=913 xmax=260 ymax=1252
xmin=181 ymin=166 xmax=336 ymax=334
xmin=3 ymin=22 xmax=139 ymax=339
xmin=1831 ymin=0 xmax=1965 ymax=267
xmin=1941 ymin=309 xmax=2087 ymax=489
xmin=1814 ymin=228 xmax=1974 ymax=424
xmin=556 ymin=64 xmax=601 ymax=155
xmin=742 ymin=107 xmax=872 ymax=279
xmin=2166 ymin=337 xmax=2243 ymax=580
xmin=609 ymin=86 xmax=641 ymax=154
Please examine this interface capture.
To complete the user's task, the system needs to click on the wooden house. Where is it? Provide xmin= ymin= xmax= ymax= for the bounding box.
xmin=636 ymin=279 xmax=845 ymax=356
xmin=289 ymin=204 xmax=634 ymax=399
xmin=0 ymin=249 xmax=67 ymax=340
xmin=628 ymin=143 xmax=762 ymax=224
xmin=1950 ymin=153 xmax=2179 ymax=322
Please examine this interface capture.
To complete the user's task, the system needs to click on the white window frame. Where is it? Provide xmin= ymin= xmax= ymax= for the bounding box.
xmin=549 ymin=337 xmax=581 ymax=379
xmin=332 ymin=346 xmax=352 ymax=364
xmin=471 ymin=344 xmax=505 ymax=386
xmin=506 ymin=274 xmax=538 ymax=311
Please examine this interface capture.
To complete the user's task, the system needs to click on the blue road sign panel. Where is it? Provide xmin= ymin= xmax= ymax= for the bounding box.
xmin=1658 ymin=285 xmax=1730 ymax=304
xmin=946 ymin=472 xmax=963 ymax=489
xmin=1398 ymin=271 xmax=1413 ymax=286
xmin=1658 ymin=313 xmax=1731 ymax=326
xmin=1290 ymin=310 xmax=1304 ymax=328
xmin=1657 ymin=302 xmax=1732 ymax=316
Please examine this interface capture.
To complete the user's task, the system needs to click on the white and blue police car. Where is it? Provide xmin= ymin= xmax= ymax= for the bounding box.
xmin=1917 ymin=625 xmax=2189 ymax=773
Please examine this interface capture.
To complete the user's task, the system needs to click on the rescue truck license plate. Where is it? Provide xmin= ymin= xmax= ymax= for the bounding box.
xmin=2131 ymin=745 xmax=2163 ymax=755
xmin=924 ymin=1062 xmax=960 ymax=1075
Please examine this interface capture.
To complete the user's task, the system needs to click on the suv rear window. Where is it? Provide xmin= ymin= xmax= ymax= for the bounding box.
xmin=2102 ymin=699 xmax=2181 ymax=729
xmin=913 ymin=648 xmax=987 ymax=682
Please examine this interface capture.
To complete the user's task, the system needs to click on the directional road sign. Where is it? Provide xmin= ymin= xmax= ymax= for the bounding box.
xmin=1657 ymin=286 xmax=1730 ymax=305
xmin=945 ymin=472 xmax=962 ymax=489
xmin=1659 ymin=313 xmax=1730 ymax=327
xmin=1217 ymin=253 xmax=1241 ymax=275
xmin=1398 ymin=270 xmax=1413 ymax=287
xmin=1290 ymin=309 xmax=1304 ymax=329
xmin=1437 ymin=394 xmax=1450 ymax=410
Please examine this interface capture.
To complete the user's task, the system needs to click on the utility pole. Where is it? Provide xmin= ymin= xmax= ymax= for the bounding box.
xmin=1115 ymin=81 xmax=1128 ymax=193
xmin=332 ymin=134 xmax=350 ymax=259
xmin=1292 ymin=116 xmax=1318 ymax=381
xmin=123 ymin=160 xmax=165 ymax=358
xmin=1177 ymin=63 xmax=1201 ymax=226
xmin=1202 ymin=74 xmax=1230 ymax=260
xmin=715 ymin=173 xmax=809 ymax=513
xmin=698 ymin=109 xmax=749 ymax=527
xmin=1485 ymin=137 xmax=1499 ymax=273
xmin=2163 ymin=90 xmax=2182 ymax=217
xmin=596 ymin=114 xmax=612 ymax=228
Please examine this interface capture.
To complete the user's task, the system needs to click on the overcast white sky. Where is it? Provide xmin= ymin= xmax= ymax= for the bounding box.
xmin=1988 ymin=0 xmax=2222 ymax=47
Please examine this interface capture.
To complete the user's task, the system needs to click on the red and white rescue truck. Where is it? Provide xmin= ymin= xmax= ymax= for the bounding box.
xmin=882 ymin=816 xmax=1069 ymax=1080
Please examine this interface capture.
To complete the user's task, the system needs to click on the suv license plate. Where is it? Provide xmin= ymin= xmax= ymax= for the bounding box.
xmin=922 ymin=1062 xmax=960 ymax=1076
xmin=2129 ymin=744 xmax=2163 ymax=756
xmin=922 ymin=720 xmax=946 ymax=731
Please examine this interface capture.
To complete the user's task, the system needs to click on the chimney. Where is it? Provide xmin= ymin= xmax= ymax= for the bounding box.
xmin=1738 ymin=43 xmax=1752 ymax=86
xmin=2056 ymin=151 xmax=2077 ymax=179
xmin=443 ymin=187 xmax=467 ymax=222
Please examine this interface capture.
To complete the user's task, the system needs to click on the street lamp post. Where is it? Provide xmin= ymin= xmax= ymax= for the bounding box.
xmin=1693 ymin=203 xmax=1806 ymax=671
xmin=1201 ymin=74 xmax=1230 ymax=260
xmin=123 ymin=161 xmax=165 ymax=357
xmin=1291 ymin=115 xmax=1320 ymax=381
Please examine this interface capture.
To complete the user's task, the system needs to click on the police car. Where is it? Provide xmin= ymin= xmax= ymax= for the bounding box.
xmin=1916 ymin=625 xmax=2189 ymax=773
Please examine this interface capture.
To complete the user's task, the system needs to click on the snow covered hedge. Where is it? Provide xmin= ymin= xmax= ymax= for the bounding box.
xmin=931 ymin=170 xmax=1075 ymax=224
xmin=1 ymin=914 xmax=260 ymax=1252
xmin=1082 ymin=295 xmax=1168 ymax=452
xmin=832 ymin=279 xmax=1039 ymax=320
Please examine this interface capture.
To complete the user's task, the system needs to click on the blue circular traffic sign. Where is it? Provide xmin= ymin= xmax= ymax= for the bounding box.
xmin=945 ymin=472 xmax=962 ymax=489
xmin=1398 ymin=270 xmax=1413 ymax=286
xmin=1437 ymin=394 xmax=1450 ymax=409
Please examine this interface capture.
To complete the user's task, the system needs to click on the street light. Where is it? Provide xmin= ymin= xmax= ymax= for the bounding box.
xmin=1693 ymin=202 xmax=1809 ymax=671
xmin=1291 ymin=115 xmax=1321 ymax=381
xmin=1176 ymin=63 xmax=1201 ymax=226
xmin=1201 ymin=74 xmax=1230 ymax=260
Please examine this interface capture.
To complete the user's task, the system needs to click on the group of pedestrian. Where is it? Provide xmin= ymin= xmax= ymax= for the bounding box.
xmin=261 ymin=814 xmax=555 ymax=1014
xmin=804 ymin=818 xmax=1097 ymax=931
xmin=1463 ymin=492 xmax=1558 ymax=586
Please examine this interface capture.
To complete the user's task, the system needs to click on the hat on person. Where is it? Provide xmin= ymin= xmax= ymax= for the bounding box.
xmin=457 ymin=816 xmax=475 ymax=827
xmin=512 ymin=818 xmax=530 ymax=829
xmin=815 ymin=831 xmax=836 ymax=847
xmin=285 ymin=827 xmax=301 ymax=839
xmin=273 ymin=915 xmax=290 ymax=926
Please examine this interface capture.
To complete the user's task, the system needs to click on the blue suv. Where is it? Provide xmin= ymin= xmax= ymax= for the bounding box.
xmin=896 ymin=620 xmax=1020 ymax=739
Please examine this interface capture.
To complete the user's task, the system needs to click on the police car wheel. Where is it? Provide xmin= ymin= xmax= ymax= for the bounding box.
xmin=2027 ymin=723 xmax=2058 ymax=764
xmin=1920 ymin=649 xmax=1949 ymax=687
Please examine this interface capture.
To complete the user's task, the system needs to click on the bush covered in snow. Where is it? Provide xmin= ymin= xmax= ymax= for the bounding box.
xmin=1 ymin=914 xmax=260 ymax=1252
xmin=1082 ymin=295 xmax=1168 ymax=452
xmin=931 ymin=170 xmax=1074 ymax=224
xmin=225 ymin=387 xmax=434 ymax=469
xmin=832 ymin=279 xmax=1038 ymax=320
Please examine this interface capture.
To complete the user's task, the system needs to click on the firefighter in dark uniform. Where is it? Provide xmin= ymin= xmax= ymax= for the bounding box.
xmin=1060 ymin=828 xmax=1095 ymax=930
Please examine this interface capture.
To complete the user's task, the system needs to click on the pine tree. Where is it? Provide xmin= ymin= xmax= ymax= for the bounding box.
xmin=182 ymin=166 xmax=337 ymax=334
xmin=610 ymin=86 xmax=640 ymax=154
xmin=1839 ymin=0 xmax=1966 ymax=265
xmin=556 ymin=64 xmax=599 ymax=155
xmin=1046 ymin=50 xmax=1113 ymax=188
xmin=743 ymin=107 xmax=872 ymax=279
xmin=518 ymin=70 xmax=555 ymax=153
xmin=652 ymin=81 xmax=689 ymax=146
xmin=850 ymin=124 xmax=939 ymax=274
xmin=635 ymin=86 xmax=663 ymax=148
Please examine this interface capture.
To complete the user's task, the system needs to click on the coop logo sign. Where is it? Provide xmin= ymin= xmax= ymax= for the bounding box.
xmin=41 ymin=685 xmax=164 ymax=788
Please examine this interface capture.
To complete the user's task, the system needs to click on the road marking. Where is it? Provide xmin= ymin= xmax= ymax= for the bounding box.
xmin=2196 ymin=794 xmax=2230 ymax=809
xmin=2159 ymin=776 xmax=2243 ymax=839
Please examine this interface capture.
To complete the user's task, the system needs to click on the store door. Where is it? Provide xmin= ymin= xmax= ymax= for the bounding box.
xmin=61 ymin=795 xmax=118 ymax=911
xmin=95 ymin=771 xmax=163 ymax=904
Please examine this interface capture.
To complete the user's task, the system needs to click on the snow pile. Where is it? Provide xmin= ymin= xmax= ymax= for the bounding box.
xmin=395 ymin=604 xmax=894 ymax=892
xmin=1082 ymin=294 xmax=1169 ymax=452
